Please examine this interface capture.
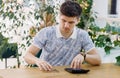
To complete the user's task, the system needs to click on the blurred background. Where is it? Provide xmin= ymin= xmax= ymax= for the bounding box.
xmin=0 ymin=0 xmax=120 ymax=69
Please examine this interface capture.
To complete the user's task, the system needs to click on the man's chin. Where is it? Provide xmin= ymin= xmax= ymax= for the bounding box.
xmin=64 ymin=29 xmax=69 ymax=33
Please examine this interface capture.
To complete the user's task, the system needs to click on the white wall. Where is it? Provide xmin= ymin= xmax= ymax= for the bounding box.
xmin=92 ymin=0 xmax=108 ymax=18
xmin=93 ymin=0 xmax=120 ymax=27
xmin=93 ymin=0 xmax=120 ymax=18
xmin=117 ymin=0 xmax=120 ymax=17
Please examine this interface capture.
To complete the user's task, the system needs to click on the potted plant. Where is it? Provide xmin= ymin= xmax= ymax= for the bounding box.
xmin=76 ymin=0 xmax=120 ymax=64
xmin=0 ymin=32 xmax=20 ymax=68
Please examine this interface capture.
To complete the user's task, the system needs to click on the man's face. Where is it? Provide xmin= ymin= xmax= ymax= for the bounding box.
xmin=59 ymin=14 xmax=79 ymax=34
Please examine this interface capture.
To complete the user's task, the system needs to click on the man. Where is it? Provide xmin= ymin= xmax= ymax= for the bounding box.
xmin=24 ymin=1 xmax=101 ymax=71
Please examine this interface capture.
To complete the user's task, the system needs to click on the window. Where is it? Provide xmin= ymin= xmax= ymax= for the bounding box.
xmin=108 ymin=0 xmax=117 ymax=14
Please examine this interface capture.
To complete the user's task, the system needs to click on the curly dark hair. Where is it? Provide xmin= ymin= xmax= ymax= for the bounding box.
xmin=60 ymin=1 xmax=82 ymax=18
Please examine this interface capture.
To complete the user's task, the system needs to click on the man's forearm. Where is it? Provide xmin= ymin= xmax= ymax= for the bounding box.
xmin=85 ymin=54 xmax=101 ymax=65
xmin=24 ymin=52 xmax=39 ymax=65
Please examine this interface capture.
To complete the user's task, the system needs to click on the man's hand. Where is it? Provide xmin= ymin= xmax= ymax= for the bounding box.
xmin=35 ymin=59 xmax=53 ymax=71
xmin=71 ymin=54 xmax=84 ymax=69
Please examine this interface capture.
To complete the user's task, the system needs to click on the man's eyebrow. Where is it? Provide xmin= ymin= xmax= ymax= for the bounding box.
xmin=69 ymin=21 xmax=75 ymax=23
xmin=62 ymin=19 xmax=75 ymax=23
xmin=61 ymin=19 xmax=66 ymax=21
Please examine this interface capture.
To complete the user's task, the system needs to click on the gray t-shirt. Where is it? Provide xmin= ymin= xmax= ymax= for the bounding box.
xmin=33 ymin=25 xmax=95 ymax=66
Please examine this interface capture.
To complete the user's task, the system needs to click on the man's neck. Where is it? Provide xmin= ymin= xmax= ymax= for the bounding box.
xmin=61 ymin=30 xmax=73 ymax=39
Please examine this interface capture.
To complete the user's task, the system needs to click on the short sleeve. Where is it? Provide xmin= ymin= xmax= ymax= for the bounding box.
xmin=82 ymin=32 xmax=95 ymax=53
xmin=32 ymin=28 xmax=47 ymax=49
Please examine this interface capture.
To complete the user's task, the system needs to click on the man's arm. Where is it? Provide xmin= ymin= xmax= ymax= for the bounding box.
xmin=24 ymin=44 xmax=52 ymax=71
xmin=85 ymin=48 xmax=101 ymax=65
xmin=24 ymin=44 xmax=40 ymax=64
xmin=71 ymin=48 xmax=101 ymax=69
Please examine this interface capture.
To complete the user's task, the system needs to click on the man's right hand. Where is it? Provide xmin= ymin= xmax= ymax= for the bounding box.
xmin=35 ymin=59 xmax=53 ymax=71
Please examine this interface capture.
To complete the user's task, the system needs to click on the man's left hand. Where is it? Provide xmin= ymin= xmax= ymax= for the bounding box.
xmin=71 ymin=54 xmax=84 ymax=69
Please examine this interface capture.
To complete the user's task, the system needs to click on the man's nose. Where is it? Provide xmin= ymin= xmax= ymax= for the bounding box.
xmin=65 ymin=22 xmax=70 ymax=28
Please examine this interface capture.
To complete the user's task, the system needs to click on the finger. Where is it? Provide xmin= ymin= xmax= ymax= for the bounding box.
xmin=38 ymin=63 xmax=51 ymax=71
xmin=36 ymin=60 xmax=52 ymax=71
xmin=35 ymin=62 xmax=42 ymax=70
xmin=72 ymin=59 xmax=77 ymax=69
xmin=72 ymin=58 xmax=81 ymax=69
xmin=46 ymin=62 xmax=53 ymax=71
xmin=71 ymin=59 xmax=75 ymax=68
xmin=73 ymin=60 xmax=77 ymax=69
xmin=40 ymin=63 xmax=49 ymax=71
xmin=76 ymin=59 xmax=82 ymax=69
xmin=44 ymin=63 xmax=52 ymax=71
xmin=38 ymin=65 xmax=42 ymax=70
xmin=76 ymin=59 xmax=80 ymax=69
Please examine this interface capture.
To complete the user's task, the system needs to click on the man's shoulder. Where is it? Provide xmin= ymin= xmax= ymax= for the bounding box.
xmin=36 ymin=25 xmax=56 ymax=37
xmin=41 ymin=25 xmax=56 ymax=31
xmin=76 ymin=27 xmax=88 ymax=35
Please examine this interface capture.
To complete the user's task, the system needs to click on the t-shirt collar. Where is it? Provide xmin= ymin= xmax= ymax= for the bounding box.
xmin=56 ymin=25 xmax=77 ymax=39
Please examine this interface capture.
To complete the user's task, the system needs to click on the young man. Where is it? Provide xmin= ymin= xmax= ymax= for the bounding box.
xmin=24 ymin=1 xmax=101 ymax=71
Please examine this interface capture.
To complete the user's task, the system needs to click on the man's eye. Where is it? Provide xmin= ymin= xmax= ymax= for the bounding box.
xmin=63 ymin=20 xmax=66 ymax=22
xmin=69 ymin=22 xmax=74 ymax=24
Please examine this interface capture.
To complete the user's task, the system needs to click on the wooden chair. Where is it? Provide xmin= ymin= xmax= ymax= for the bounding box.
xmin=1 ymin=43 xmax=20 ymax=68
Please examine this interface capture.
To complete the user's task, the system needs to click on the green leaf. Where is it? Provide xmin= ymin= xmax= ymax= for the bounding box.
xmin=113 ymin=40 xmax=120 ymax=47
xmin=104 ymin=46 xmax=112 ymax=55
xmin=116 ymin=56 xmax=120 ymax=66
xmin=9 ymin=12 xmax=14 ymax=19
xmin=0 ymin=0 xmax=2 ymax=5
xmin=77 ymin=0 xmax=82 ymax=3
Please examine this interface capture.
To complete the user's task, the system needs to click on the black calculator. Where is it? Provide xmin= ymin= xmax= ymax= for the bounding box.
xmin=65 ymin=68 xmax=90 ymax=74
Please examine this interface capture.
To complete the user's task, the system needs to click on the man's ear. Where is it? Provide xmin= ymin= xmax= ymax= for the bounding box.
xmin=76 ymin=18 xmax=80 ymax=24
